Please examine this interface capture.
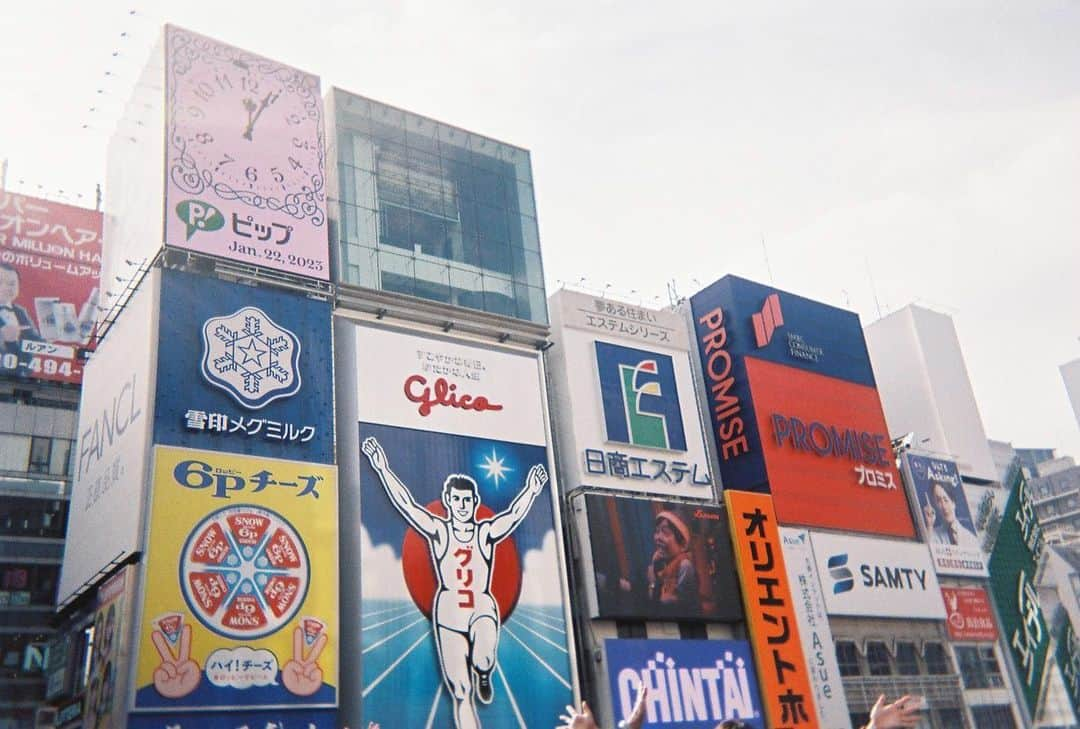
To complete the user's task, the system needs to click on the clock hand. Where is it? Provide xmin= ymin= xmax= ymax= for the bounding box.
xmin=241 ymin=90 xmax=280 ymax=141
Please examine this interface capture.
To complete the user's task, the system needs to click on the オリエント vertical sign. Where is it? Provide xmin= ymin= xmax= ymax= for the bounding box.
xmin=725 ymin=490 xmax=818 ymax=729
xmin=164 ymin=26 xmax=328 ymax=279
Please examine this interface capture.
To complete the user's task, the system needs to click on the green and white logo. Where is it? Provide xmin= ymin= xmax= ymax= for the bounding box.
xmin=176 ymin=200 xmax=225 ymax=241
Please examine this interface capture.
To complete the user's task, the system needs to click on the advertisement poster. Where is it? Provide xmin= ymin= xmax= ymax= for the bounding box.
xmin=164 ymin=26 xmax=328 ymax=280
xmin=0 ymin=190 xmax=102 ymax=383
xmin=941 ymin=587 xmax=998 ymax=642
xmin=746 ymin=358 xmax=916 ymax=538
xmin=724 ymin=490 xmax=818 ymax=729
xmin=154 ymin=268 xmax=333 ymax=464
xmin=338 ymin=322 xmax=574 ymax=729
xmin=988 ymin=464 xmax=1048 ymax=715
xmin=690 ymin=275 xmax=875 ymax=491
xmin=1055 ymin=621 xmax=1080 ymax=720
xmin=548 ymin=290 xmax=713 ymax=499
xmin=582 ymin=494 xmax=742 ymax=621
xmin=59 ymin=272 xmax=157 ymax=605
xmin=778 ymin=528 xmax=851 ymax=729
xmin=809 ymin=532 xmax=944 ymax=620
xmin=131 ymin=445 xmax=337 ymax=725
xmin=83 ymin=566 xmax=136 ymax=729
xmin=902 ymin=453 xmax=987 ymax=576
xmin=603 ymin=639 xmax=762 ymax=728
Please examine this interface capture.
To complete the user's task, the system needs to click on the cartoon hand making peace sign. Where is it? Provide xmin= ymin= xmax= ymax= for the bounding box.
xmin=282 ymin=625 xmax=328 ymax=696
xmin=151 ymin=624 xmax=201 ymax=699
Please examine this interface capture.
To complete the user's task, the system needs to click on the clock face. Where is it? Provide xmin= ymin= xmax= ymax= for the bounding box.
xmin=165 ymin=27 xmax=329 ymax=280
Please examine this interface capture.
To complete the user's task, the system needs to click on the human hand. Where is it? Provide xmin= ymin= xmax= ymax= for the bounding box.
xmin=621 ymin=684 xmax=648 ymax=729
xmin=528 ymin=464 xmax=549 ymax=494
xmin=151 ymin=625 xmax=200 ymax=698
xmin=868 ymin=694 xmax=922 ymax=729
xmin=557 ymin=700 xmax=599 ymax=729
xmin=282 ymin=626 xmax=328 ymax=696
xmin=362 ymin=437 xmax=386 ymax=471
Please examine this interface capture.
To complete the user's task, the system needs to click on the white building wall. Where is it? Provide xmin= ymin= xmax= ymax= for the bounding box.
xmin=865 ymin=305 xmax=997 ymax=482
xmin=1063 ymin=358 xmax=1080 ymax=435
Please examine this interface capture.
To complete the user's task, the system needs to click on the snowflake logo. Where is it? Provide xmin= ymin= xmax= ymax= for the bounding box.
xmin=200 ymin=307 xmax=302 ymax=409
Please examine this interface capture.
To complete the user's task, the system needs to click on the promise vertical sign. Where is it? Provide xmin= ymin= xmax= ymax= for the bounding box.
xmin=725 ymin=490 xmax=818 ymax=729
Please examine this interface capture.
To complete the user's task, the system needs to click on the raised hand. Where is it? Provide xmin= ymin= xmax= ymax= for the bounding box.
xmin=282 ymin=625 xmax=327 ymax=697
xmin=151 ymin=624 xmax=200 ymax=698
xmin=868 ymin=694 xmax=922 ymax=729
xmin=527 ymin=464 xmax=549 ymax=494
xmin=557 ymin=701 xmax=599 ymax=729
xmin=362 ymin=437 xmax=387 ymax=471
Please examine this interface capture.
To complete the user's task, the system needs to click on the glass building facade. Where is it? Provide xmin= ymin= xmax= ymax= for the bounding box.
xmin=330 ymin=89 xmax=547 ymax=324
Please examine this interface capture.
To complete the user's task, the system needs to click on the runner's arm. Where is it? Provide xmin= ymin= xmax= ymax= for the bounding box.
xmin=362 ymin=437 xmax=439 ymax=536
xmin=487 ymin=464 xmax=547 ymax=542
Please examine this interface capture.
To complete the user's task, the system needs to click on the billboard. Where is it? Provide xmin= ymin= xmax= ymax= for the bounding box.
xmin=902 ymin=453 xmax=987 ymax=576
xmin=941 ymin=587 xmax=998 ymax=642
xmin=809 ymin=532 xmax=944 ymax=619
xmin=988 ymin=465 xmax=1048 ymax=715
xmin=603 ymin=639 xmax=763 ymax=728
xmin=59 ymin=272 xmax=157 ymax=604
xmin=548 ymin=290 xmax=713 ymax=499
xmin=724 ymin=490 xmax=818 ymax=729
xmin=1055 ymin=621 xmax=1080 ymax=721
xmin=83 ymin=566 xmax=136 ymax=729
xmin=164 ymin=26 xmax=328 ymax=280
xmin=690 ymin=276 xmax=875 ymax=491
xmin=778 ymin=529 xmax=851 ymax=729
xmin=153 ymin=268 xmax=333 ymax=463
xmin=580 ymin=494 xmax=742 ymax=621
xmin=0 ymin=190 xmax=102 ymax=384
xmin=130 ymin=445 xmax=337 ymax=725
xmin=748 ymin=358 xmax=914 ymax=537
xmin=337 ymin=321 xmax=574 ymax=729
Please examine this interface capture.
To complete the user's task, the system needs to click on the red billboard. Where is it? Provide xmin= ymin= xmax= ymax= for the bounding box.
xmin=0 ymin=191 xmax=102 ymax=384
xmin=942 ymin=586 xmax=998 ymax=642
xmin=746 ymin=357 xmax=916 ymax=538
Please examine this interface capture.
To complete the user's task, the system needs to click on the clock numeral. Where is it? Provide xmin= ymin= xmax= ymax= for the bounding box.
xmin=192 ymin=81 xmax=217 ymax=103
xmin=287 ymin=113 xmax=302 ymax=126
xmin=194 ymin=132 xmax=214 ymax=144
xmin=292 ymin=137 xmax=312 ymax=151
xmin=215 ymin=154 xmax=235 ymax=172
xmin=187 ymin=105 xmax=205 ymax=119
xmin=288 ymin=157 xmax=304 ymax=171
xmin=241 ymin=76 xmax=259 ymax=94
xmin=214 ymin=73 xmax=233 ymax=92
xmin=271 ymin=167 xmax=285 ymax=184
xmin=245 ymin=166 xmax=258 ymax=183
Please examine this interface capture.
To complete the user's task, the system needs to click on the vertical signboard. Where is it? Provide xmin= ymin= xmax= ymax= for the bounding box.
xmin=59 ymin=271 xmax=157 ymax=604
xmin=902 ymin=453 xmax=987 ymax=576
xmin=941 ymin=587 xmax=998 ymax=642
xmin=988 ymin=465 xmax=1048 ymax=716
xmin=338 ymin=321 xmax=574 ymax=729
xmin=0 ymin=190 xmax=102 ymax=383
xmin=581 ymin=494 xmax=742 ymax=621
xmin=153 ymin=268 xmax=333 ymax=463
xmin=724 ymin=490 xmax=818 ymax=729
xmin=548 ymin=290 xmax=712 ymax=498
xmin=778 ymin=528 xmax=851 ymax=729
xmin=603 ymin=639 xmax=763 ymax=728
xmin=83 ymin=566 xmax=136 ymax=729
xmin=164 ymin=26 xmax=328 ymax=280
xmin=129 ymin=445 xmax=338 ymax=728
xmin=1055 ymin=622 xmax=1080 ymax=720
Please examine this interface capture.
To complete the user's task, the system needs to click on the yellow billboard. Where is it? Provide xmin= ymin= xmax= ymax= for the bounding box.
xmin=132 ymin=445 xmax=337 ymax=713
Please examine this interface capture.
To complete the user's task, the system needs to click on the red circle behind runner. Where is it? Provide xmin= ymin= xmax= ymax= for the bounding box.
xmin=401 ymin=501 xmax=522 ymax=621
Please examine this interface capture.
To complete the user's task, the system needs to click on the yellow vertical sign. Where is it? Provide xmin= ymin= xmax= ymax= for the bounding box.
xmin=133 ymin=445 xmax=337 ymax=711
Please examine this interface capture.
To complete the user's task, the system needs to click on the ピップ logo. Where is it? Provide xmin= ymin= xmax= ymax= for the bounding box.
xmin=201 ymin=307 xmax=302 ymax=409
xmin=595 ymin=342 xmax=686 ymax=451
xmin=752 ymin=293 xmax=784 ymax=347
xmin=176 ymin=199 xmax=225 ymax=241
xmin=827 ymin=553 xmax=854 ymax=594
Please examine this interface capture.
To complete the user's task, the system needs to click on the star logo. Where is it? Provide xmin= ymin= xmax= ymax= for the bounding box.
xmin=200 ymin=307 xmax=302 ymax=409
xmin=478 ymin=449 xmax=513 ymax=488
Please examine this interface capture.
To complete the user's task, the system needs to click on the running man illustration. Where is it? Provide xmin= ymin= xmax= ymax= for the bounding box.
xmin=361 ymin=436 xmax=549 ymax=729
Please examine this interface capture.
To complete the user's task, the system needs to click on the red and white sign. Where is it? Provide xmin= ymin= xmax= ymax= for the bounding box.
xmin=347 ymin=324 xmax=546 ymax=446
xmin=942 ymin=586 xmax=998 ymax=642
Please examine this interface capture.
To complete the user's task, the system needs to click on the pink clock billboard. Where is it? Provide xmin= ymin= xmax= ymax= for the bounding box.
xmin=164 ymin=26 xmax=328 ymax=280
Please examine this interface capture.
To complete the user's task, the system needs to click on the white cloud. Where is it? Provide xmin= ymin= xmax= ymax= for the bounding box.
xmin=359 ymin=525 xmax=411 ymax=602
xmin=517 ymin=530 xmax=566 ymax=608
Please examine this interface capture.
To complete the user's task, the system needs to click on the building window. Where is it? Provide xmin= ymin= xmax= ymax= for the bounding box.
xmin=836 ymin=640 xmax=860 ymax=676
xmin=924 ymin=642 xmax=951 ymax=674
xmin=678 ymin=623 xmax=707 ymax=640
xmin=895 ymin=641 xmax=920 ymax=675
xmin=28 ymin=436 xmax=51 ymax=473
xmin=971 ymin=705 xmax=1018 ymax=729
xmin=0 ymin=433 xmax=31 ymax=472
xmin=615 ymin=620 xmax=646 ymax=639
xmin=957 ymin=645 xmax=1004 ymax=689
xmin=49 ymin=438 xmax=72 ymax=476
xmin=866 ymin=641 xmax=892 ymax=676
